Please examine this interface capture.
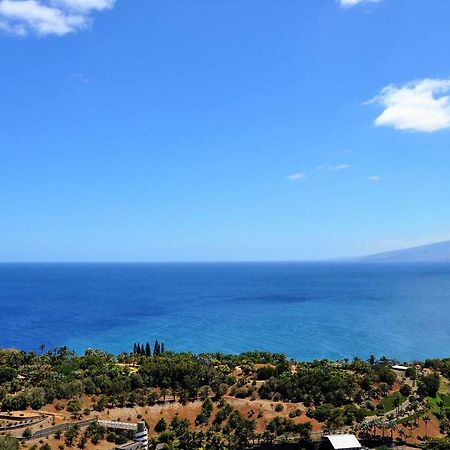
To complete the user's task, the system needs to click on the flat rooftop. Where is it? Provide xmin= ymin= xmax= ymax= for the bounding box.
xmin=391 ymin=365 xmax=409 ymax=371
xmin=325 ymin=434 xmax=362 ymax=450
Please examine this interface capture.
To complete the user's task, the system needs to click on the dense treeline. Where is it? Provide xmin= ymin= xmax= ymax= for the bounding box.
xmin=424 ymin=359 xmax=450 ymax=380
xmin=259 ymin=363 xmax=358 ymax=405
xmin=1 ymin=348 xmax=449 ymax=449
xmin=258 ymin=358 xmax=400 ymax=406
xmin=0 ymin=349 xmax=444 ymax=413
xmin=0 ymin=348 xmax=287 ymax=413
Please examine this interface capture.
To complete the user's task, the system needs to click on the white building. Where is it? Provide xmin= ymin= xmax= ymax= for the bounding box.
xmin=134 ymin=421 xmax=148 ymax=450
xmin=324 ymin=434 xmax=362 ymax=450
xmin=391 ymin=365 xmax=409 ymax=372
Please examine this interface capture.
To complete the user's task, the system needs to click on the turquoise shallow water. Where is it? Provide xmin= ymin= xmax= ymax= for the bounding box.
xmin=0 ymin=262 xmax=449 ymax=361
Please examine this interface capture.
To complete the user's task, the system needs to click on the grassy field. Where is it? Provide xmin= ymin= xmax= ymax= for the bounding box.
xmin=427 ymin=392 xmax=450 ymax=415
xmin=378 ymin=392 xmax=406 ymax=413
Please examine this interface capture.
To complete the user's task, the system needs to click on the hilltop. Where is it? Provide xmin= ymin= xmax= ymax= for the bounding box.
xmin=360 ymin=240 xmax=450 ymax=263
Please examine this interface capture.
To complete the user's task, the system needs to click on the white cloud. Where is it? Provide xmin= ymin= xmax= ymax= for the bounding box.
xmin=371 ymin=78 xmax=450 ymax=132
xmin=0 ymin=0 xmax=115 ymax=36
xmin=338 ymin=0 xmax=382 ymax=8
xmin=286 ymin=173 xmax=305 ymax=181
xmin=368 ymin=175 xmax=382 ymax=182
xmin=52 ymin=0 xmax=114 ymax=12
xmin=317 ymin=164 xmax=351 ymax=171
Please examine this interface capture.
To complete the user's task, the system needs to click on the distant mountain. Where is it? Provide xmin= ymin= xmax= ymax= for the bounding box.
xmin=360 ymin=240 xmax=450 ymax=263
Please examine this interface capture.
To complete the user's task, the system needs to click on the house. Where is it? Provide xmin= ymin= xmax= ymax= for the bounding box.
xmin=323 ymin=434 xmax=362 ymax=450
xmin=391 ymin=365 xmax=409 ymax=372
xmin=134 ymin=421 xmax=148 ymax=450
xmin=112 ymin=421 xmax=148 ymax=450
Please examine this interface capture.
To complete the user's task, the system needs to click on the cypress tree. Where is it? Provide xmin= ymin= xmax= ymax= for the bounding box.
xmin=160 ymin=342 xmax=165 ymax=354
xmin=136 ymin=343 xmax=141 ymax=355
xmin=133 ymin=343 xmax=137 ymax=354
xmin=153 ymin=339 xmax=159 ymax=356
xmin=145 ymin=342 xmax=151 ymax=357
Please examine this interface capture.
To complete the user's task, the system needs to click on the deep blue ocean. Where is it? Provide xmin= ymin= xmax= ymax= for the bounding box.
xmin=0 ymin=263 xmax=449 ymax=361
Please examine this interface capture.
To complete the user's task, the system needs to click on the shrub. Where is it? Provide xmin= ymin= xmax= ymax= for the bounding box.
xmin=155 ymin=418 xmax=167 ymax=433
xmin=418 ymin=373 xmax=440 ymax=398
xmin=289 ymin=408 xmax=302 ymax=418
xmin=400 ymin=384 xmax=412 ymax=397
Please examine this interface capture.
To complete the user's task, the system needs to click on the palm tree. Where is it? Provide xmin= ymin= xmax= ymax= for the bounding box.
xmin=388 ymin=419 xmax=397 ymax=441
xmin=423 ymin=413 xmax=431 ymax=438
xmin=160 ymin=387 xmax=167 ymax=403
xmin=0 ymin=437 xmax=19 ymax=450
xmin=379 ymin=383 xmax=390 ymax=397
xmin=381 ymin=420 xmax=388 ymax=438
xmin=198 ymin=385 xmax=211 ymax=400
xmin=359 ymin=420 xmax=371 ymax=438
xmin=393 ymin=393 xmax=402 ymax=417
xmin=371 ymin=387 xmax=381 ymax=399
xmin=372 ymin=419 xmax=381 ymax=438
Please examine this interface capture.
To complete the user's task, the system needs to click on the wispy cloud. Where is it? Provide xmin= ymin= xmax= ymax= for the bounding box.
xmin=317 ymin=164 xmax=351 ymax=171
xmin=368 ymin=175 xmax=382 ymax=182
xmin=71 ymin=72 xmax=90 ymax=83
xmin=370 ymin=78 xmax=450 ymax=132
xmin=338 ymin=0 xmax=382 ymax=8
xmin=53 ymin=0 xmax=115 ymax=12
xmin=286 ymin=173 xmax=305 ymax=182
xmin=0 ymin=0 xmax=115 ymax=36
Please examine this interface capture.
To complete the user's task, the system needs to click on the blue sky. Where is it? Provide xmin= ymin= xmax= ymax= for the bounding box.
xmin=1 ymin=0 xmax=450 ymax=261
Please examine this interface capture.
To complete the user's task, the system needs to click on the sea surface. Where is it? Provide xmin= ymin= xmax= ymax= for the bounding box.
xmin=0 ymin=263 xmax=449 ymax=361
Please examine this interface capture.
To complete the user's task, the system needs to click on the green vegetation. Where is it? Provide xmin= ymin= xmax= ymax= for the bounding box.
xmin=195 ymin=397 xmax=214 ymax=425
xmin=0 ymin=436 xmax=19 ymax=450
xmin=133 ymin=340 xmax=166 ymax=357
xmin=1 ymin=348 xmax=450 ymax=449
xmin=0 ymin=366 xmax=17 ymax=384
xmin=422 ymin=437 xmax=450 ymax=449
xmin=155 ymin=417 xmax=167 ymax=433
xmin=213 ymin=400 xmax=233 ymax=424
xmin=22 ymin=427 xmax=33 ymax=439
xmin=378 ymin=392 xmax=406 ymax=413
xmin=288 ymin=408 xmax=302 ymax=418
xmin=265 ymin=417 xmax=311 ymax=441
xmin=425 ymin=359 xmax=450 ymax=379
xmin=306 ymin=403 xmax=368 ymax=432
xmin=419 ymin=373 xmax=441 ymax=398
xmin=259 ymin=362 xmax=358 ymax=405
xmin=427 ymin=392 xmax=450 ymax=424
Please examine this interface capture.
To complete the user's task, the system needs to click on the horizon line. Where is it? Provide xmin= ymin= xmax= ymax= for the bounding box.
xmin=0 ymin=259 xmax=446 ymax=265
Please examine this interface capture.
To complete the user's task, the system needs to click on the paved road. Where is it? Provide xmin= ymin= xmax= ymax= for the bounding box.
xmin=20 ymin=418 xmax=139 ymax=441
xmin=30 ymin=419 xmax=96 ymax=439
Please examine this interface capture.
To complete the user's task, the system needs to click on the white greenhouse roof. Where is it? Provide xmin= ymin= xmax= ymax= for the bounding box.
xmin=391 ymin=365 xmax=409 ymax=371
xmin=325 ymin=434 xmax=362 ymax=449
